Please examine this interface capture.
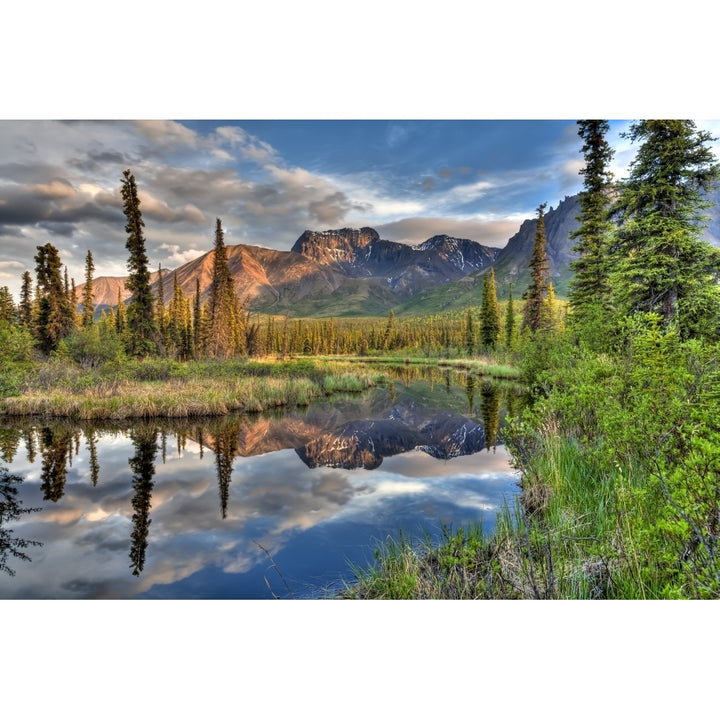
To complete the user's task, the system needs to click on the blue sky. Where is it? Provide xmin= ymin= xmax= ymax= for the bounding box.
xmin=0 ymin=118 xmax=656 ymax=299
xmin=2 ymin=119 xmax=720 ymax=301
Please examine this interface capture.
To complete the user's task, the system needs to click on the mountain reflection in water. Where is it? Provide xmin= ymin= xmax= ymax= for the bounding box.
xmin=0 ymin=377 xmax=524 ymax=599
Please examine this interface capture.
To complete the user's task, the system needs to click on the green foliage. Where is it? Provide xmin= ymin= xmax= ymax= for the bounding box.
xmin=612 ymin=120 xmax=720 ymax=340
xmin=62 ymin=324 xmax=126 ymax=369
xmin=506 ymin=313 xmax=720 ymax=598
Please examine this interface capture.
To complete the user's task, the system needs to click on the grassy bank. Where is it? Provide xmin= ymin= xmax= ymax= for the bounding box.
xmin=341 ymin=322 xmax=720 ymax=600
xmin=0 ymin=356 xmax=387 ymax=420
xmin=327 ymin=354 xmax=521 ymax=381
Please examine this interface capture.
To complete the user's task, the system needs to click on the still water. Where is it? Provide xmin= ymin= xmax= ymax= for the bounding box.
xmin=0 ymin=371 xmax=524 ymax=599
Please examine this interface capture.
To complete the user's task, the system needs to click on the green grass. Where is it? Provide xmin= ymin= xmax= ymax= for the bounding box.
xmin=333 ymin=355 xmax=520 ymax=381
xmin=0 ymin=357 xmax=386 ymax=420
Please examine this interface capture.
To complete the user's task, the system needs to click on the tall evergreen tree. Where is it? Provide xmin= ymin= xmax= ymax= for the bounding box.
xmin=464 ymin=307 xmax=476 ymax=355
xmin=0 ymin=286 xmax=15 ymax=325
xmin=504 ymin=282 xmax=516 ymax=350
xmin=33 ymin=243 xmax=74 ymax=353
xmin=612 ymin=120 xmax=720 ymax=339
xmin=522 ymin=203 xmax=551 ymax=333
xmin=167 ymin=272 xmax=192 ymax=359
xmin=18 ymin=271 xmax=33 ymax=328
xmin=81 ymin=250 xmax=95 ymax=328
xmin=115 ymin=288 xmax=126 ymax=336
xmin=156 ymin=264 xmax=167 ymax=354
xmin=568 ymin=120 xmax=615 ymax=329
xmin=382 ymin=309 xmax=395 ymax=352
xmin=193 ymin=277 xmax=203 ymax=358
xmin=207 ymin=218 xmax=242 ymax=359
xmin=479 ymin=268 xmax=500 ymax=350
xmin=121 ymin=169 xmax=158 ymax=356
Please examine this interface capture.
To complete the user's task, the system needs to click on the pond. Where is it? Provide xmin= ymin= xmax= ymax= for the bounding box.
xmin=0 ymin=369 xmax=525 ymax=599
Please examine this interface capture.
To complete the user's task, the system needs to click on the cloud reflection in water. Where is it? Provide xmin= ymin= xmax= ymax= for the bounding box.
xmin=0 ymin=391 xmax=521 ymax=598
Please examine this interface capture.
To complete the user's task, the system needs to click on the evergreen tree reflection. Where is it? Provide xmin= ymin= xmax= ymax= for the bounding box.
xmin=480 ymin=381 xmax=501 ymax=451
xmin=213 ymin=422 xmax=238 ymax=520
xmin=1 ymin=467 xmax=42 ymax=576
xmin=40 ymin=426 xmax=74 ymax=502
xmin=128 ymin=425 xmax=158 ymax=576
xmin=0 ymin=428 xmax=21 ymax=464
xmin=465 ymin=373 xmax=475 ymax=414
xmin=25 ymin=428 xmax=37 ymax=464
xmin=86 ymin=431 xmax=100 ymax=486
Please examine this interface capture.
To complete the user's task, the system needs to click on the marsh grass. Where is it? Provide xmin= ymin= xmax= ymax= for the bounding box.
xmin=341 ymin=422 xmax=659 ymax=600
xmin=339 ymin=355 xmax=519 ymax=381
xmin=0 ymin=357 xmax=383 ymax=419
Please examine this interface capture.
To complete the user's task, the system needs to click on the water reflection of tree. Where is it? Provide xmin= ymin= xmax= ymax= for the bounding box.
xmin=480 ymin=382 xmax=501 ymax=451
xmin=1 ymin=467 xmax=42 ymax=576
xmin=25 ymin=428 xmax=37 ymax=464
xmin=128 ymin=426 xmax=158 ymax=577
xmin=213 ymin=423 xmax=238 ymax=520
xmin=40 ymin=426 xmax=75 ymax=502
xmin=0 ymin=428 xmax=21 ymax=464
xmin=86 ymin=431 xmax=100 ymax=486
xmin=465 ymin=373 xmax=476 ymax=414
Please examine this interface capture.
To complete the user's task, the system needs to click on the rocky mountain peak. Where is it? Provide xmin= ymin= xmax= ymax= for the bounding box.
xmin=290 ymin=227 xmax=380 ymax=257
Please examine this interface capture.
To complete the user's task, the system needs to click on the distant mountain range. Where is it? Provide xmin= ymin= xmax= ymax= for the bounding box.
xmin=82 ymin=189 xmax=720 ymax=318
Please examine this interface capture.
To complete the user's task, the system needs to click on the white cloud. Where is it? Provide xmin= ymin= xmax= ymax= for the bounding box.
xmin=133 ymin=120 xmax=199 ymax=149
xmin=158 ymin=243 xmax=205 ymax=266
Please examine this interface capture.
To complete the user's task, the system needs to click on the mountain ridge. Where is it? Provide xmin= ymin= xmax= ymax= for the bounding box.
xmin=80 ymin=188 xmax=720 ymax=318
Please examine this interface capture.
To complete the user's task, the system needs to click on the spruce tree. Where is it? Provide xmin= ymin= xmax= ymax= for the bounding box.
xmin=0 ymin=287 xmax=15 ymax=325
xmin=167 ymin=272 xmax=191 ymax=359
xmin=33 ymin=243 xmax=75 ymax=353
xmin=381 ymin=310 xmax=395 ymax=352
xmin=504 ymin=282 xmax=516 ymax=350
xmin=480 ymin=267 xmax=500 ymax=350
xmin=207 ymin=218 xmax=242 ymax=359
xmin=115 ymin=288 xmax=126 ymax=336
xmin=156 ymin=264 xmax=167 ymax=354
xmin=121 ymin=169 xmax=158 ymax=356
xmin=464 ymin=307 xmax=476 ymax=355
xmin=522 ymin=203 xmax=551 ymax=333
xmin=81 ymin=250 xmax=95 ymax=328
xmin=193 ymin=277 xmax=203 ymax=358
xmin=568 ymin=120 xmax=614 ymax=331
xmin=612 ymin=120 xmax=720 ymax=339
xmin=18 ymin=271 xmax=33 ymax=328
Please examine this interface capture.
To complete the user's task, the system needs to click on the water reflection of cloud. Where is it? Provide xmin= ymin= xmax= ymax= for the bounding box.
xmin=379 ymin=445 xmax=519 ymax=479
xmin=1 ymin=424 xmax=521 ymax=599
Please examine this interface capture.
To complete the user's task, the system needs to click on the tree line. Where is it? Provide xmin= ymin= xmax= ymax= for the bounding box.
xmin=0 ymin=168 xmax=516 ymax=363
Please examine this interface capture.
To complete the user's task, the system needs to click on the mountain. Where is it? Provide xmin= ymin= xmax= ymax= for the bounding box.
xmin=290 ymin=227 xmax=499 ymax=295
xmin=394 ymin=196 xmax=583 ymax=314
xmin=297 ymin=404 xmax=487 ymax=470
xmin=492 ymin=195 xmax=581 ymax=297
xmin=79 ymin=187 xmax=720 ymax=319
xmin=82 ymin=228 xmax=501 ymax=317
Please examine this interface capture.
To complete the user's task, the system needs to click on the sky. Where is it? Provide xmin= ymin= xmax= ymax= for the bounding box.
xmin=0 ymin=118 xmax=650 ymax=300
